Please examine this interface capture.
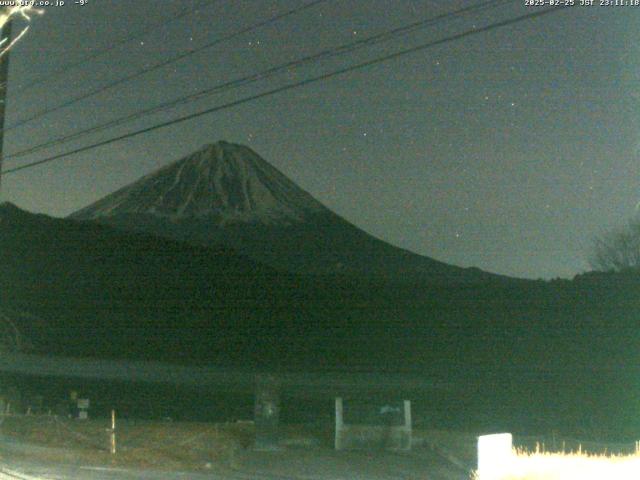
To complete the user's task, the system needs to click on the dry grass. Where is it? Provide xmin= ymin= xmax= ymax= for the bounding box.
xmin=473 ymin=447 xmax=640 ymax=480
xmin=0 ymin=414 xmax=253 ymax=471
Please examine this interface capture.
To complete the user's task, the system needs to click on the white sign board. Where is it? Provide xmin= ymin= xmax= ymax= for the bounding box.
xmin=477 ymin=433 xmax=513 ymax=479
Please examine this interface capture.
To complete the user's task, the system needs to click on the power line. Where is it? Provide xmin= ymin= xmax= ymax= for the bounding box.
xmin=3 ymin=5 xmax=570 ymax=177
xmin=5 ymin=0 xmax=515 ymax=161
xmin=4 ymin=0 xmax=330 ymax=133
xmin=13 ymin=0 xmax=214 ymax=95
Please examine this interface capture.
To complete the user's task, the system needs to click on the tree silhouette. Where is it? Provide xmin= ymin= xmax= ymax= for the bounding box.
xmin=590 ymin=218 xmax=640 ymax=272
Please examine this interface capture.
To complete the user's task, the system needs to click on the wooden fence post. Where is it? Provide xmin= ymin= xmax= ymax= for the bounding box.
xmin=110 ymin=409 xmax=116 ymax=455
xmin=334 ymin=397 xmax=344 ymax=450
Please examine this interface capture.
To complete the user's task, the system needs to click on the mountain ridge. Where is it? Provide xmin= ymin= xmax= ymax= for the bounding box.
xmin=71 ymin=141 xmax=509 ymax=283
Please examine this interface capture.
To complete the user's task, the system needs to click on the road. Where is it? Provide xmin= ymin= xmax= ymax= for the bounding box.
xmin=0 ymin=425 xmax=473 ymax=480
xmin=0 ymin=447 xmax=470 ymax=480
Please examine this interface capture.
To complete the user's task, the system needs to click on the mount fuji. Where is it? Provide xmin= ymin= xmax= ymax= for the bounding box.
xmin=71 ymin=141 xmax=501 ymax=283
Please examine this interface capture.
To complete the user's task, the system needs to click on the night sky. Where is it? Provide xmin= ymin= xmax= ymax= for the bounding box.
xmin=1 ymin=0 xmax=638 ymax=279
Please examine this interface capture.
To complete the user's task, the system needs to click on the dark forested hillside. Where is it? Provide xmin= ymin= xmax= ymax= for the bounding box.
xmin=2 ymin=203 xmax=640 ymax=437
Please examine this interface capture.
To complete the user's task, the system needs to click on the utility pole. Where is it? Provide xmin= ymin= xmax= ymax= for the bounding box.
xmin=0 ymin=12 xmax=12 ymax=198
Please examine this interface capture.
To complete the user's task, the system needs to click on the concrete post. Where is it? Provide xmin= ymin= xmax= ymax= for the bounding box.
xmin=403 ymin=399 xmax=412 ymax=450
xmin=403 ymin=400 xmax=411 ymax=429
xmin=254 ymin=375 xmax=280 ymax=451
xmin=334 ymin=397 xmax=344 ymax=450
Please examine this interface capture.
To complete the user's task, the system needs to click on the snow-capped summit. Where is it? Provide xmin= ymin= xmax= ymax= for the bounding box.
xmin=72 ymin=141 xmax=325 ymax=225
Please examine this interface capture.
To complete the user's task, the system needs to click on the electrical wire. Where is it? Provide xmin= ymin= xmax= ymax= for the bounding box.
xmin=5 ymin=0 xmax=516 ymax=161
xmin=2 ymin=5 xmax=571 ymax=176
xmin=4 ymin=0 xmax=330 ymax=133
xmin=13 ymin=0 xmax=215 ymax=95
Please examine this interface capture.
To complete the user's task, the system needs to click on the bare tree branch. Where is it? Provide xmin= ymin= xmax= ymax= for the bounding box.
xmin=590 ymin=218 xmax=640 ymax=272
